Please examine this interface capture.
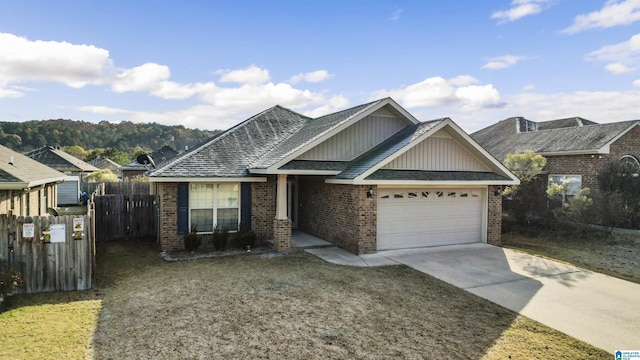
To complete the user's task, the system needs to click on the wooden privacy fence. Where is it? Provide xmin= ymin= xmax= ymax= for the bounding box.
xmin=94 ymin=194 xmax=158 ymax=241
xmin=0 ymin=214 xmax=93 ymax=294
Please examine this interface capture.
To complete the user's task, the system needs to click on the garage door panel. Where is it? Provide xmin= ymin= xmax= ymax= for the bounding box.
xmin=377 ymin=188 xmax=484 ymax=250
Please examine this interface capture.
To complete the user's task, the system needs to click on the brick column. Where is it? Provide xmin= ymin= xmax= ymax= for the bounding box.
xmin=273 ymin=218 xmax=291 ymax=252
xmin=487 ymin=185 xmax=502 ymax=245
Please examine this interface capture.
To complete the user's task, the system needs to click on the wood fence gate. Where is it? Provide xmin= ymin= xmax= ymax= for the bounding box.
xmin=93 ymin=195 xmax=158 ymax=241
xmin=0 ymin=214 xmax=93 ymax=294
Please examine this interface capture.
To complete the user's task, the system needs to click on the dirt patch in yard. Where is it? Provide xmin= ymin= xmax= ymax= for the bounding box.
xmin=87 ymin=241 xmax=608 ymax=359
xmin=502 ymin=224 xmax=640 ymax=284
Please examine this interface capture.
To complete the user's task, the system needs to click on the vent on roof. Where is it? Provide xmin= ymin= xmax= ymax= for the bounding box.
xmin=517 ymin=117 xmax=537 ymax=133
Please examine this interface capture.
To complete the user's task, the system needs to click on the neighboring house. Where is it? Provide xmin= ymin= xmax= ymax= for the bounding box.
xmin=0 ymin=144 xmax=66 ymax=216
xmin=149 ymin=98 xmax=518 ymax=254
xmin=121 ymin=146 xmax=179 ymax=181
xmin=25 ymin=146 xmax=99 ymax=205
xmin=472 ymin=116 xmax=640 ymax=202
xmin=89 ymin=156 xmax=122 ymax=178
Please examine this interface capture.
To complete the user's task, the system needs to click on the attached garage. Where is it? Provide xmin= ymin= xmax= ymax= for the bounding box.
xmin=377 ymin=187 xmax=485 ymax=250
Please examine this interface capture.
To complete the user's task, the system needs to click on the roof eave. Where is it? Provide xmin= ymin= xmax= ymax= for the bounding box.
xmin=148 ymin=176 xmax=267 ymax=183
xmin=326 ymin=179 xmax=520 ymax=186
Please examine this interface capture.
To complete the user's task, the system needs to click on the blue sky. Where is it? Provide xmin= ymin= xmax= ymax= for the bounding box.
xmin=1 ymin=0 xmax=639 ymax=132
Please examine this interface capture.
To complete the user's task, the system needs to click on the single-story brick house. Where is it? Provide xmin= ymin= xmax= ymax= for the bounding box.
xmin=472 ymin=116 xmax=640 ymax=203
xmin=0 ymin=144 xmax=66 ymax=216
xmin=149 ymin=98 xmax=519 ymax=254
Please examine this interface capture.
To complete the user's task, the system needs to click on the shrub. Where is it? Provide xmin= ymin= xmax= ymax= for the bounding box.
xmin=0 ymin=265 xmax=24 ymax=299
xmin=212 ymin=226 xmax=228 ymax=251
xmin=184 ymin=225 xmax=202 ymax=252
xmin=229 ymin=222 xmax=257 ymax=249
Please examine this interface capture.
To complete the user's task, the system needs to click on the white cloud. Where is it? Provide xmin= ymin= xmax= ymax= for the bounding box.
xmin=492 ymin=0 xmax=554 ymax=23
xmin=303 ymin=95 xmax=350 ymax=118
xmin=217 ymin=65 xmax=270 ymax=84
xmin=634 ymin=79 xmax=640 ymax=86
xmin=562 ymin=0 xmax=640 ymax=34
xmin=523 ymin=84 xmax=536 ymax=91
xmin=77 ymin=105 xmax=131 ymax=115
xmin=605 ymin=62 xmax=635 ymax=74
xmin=389 ymin=8 xmax=403 ymax=21
xmin=289 ymin=70 xmax=332 ymax=84
xmin=372 ymin=76 xmax=503 ymax=110
xmin=0 ymin=32 xmax=112 ymax=97
xmin=482 ymin=55 xmax=525 ymax=70
xmin=587 ymin=33 xmax=640 ymax=74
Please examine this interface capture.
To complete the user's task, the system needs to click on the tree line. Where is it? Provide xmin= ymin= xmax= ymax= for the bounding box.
xmin=0 ymin=119 xmax=220 ymax=164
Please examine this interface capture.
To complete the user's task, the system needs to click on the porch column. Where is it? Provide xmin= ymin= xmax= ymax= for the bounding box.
xmin=273 ymin=173 xmax=291 ymax=252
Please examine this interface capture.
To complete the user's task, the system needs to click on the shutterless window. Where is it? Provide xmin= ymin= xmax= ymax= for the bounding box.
xmin=548 ymin=175 xmax=581 ymax=203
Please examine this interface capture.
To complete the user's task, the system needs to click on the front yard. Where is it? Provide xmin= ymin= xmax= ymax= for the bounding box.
xmin=0 ymin=240 xmax=610 ymax=359
xmin=502 ymin=224 xmax=640 ymax=284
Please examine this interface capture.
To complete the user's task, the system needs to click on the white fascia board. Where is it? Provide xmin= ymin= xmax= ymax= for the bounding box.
xmin=263 ymin=98 xmax=419 ymax=173
xmin=148 ymin=176 xmax=267 ymax=183
xmin=0 ymin=182 xmax=29 ymax=190
xmin=539 ymin=149 xmax=602 ymax=156
xmin=354 ymin=120 xmax=451 ymax=181
xmin=28 ymin=177 xmax=67 ymax=188
xmin=326 ymin=178 xmax=520 ymax=186
xmin=249 ymin=168 xmax=340 ymax=175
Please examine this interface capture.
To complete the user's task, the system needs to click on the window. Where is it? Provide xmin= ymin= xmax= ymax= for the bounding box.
xmin=189 ymin=183 xmax=239 ymax=233
xmin=548 ymin=175 xmax=581 ymax=204
xmin=619 ymin=155 xmax=640 ymax=171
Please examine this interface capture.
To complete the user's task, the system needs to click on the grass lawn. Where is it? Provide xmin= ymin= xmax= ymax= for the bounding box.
xmin=0 ymin=240 xmax=611 ymax=359
xmin=502 ymin=223 xmax=640 ymax=284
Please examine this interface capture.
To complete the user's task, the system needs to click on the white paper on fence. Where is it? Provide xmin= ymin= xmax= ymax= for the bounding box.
xmin=50 ymin=223 xmax=66 ymax=243
xmin=23 ymin=223 xmax=35 ymax=238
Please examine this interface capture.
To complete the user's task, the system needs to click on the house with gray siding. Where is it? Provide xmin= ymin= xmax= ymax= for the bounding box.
xmin=149 ymin=98 xmax=519 ymax=254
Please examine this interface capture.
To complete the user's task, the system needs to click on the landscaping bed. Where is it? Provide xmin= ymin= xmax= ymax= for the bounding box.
xmin=0 ymin=240 xmax=610 ymax=359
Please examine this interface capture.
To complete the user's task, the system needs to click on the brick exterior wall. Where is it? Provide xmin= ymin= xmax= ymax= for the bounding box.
xmin=298 ymin=176 xmax=376 ymax=254
xmin=157 ymin=178 xmax=278 ymax=251
xmin=252 ymin=176 xmax=276 ymax=241
xmin=487 ymin=185 xmax=502 ymax=245
xmin=543 ymin=125 xmax=640 ymax=194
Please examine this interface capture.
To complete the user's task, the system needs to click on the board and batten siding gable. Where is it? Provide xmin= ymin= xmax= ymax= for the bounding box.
xmin=383 ymin=129 xmax=490 ymax=171
xmin=296 ymin=111 xmax=407 ymax=162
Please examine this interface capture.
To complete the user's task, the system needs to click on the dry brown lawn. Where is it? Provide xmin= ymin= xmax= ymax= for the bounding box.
xmin=82 ymin=241 xmax=608 ymax=359
xmin=502 ymin=224 xmax=640 ymax=284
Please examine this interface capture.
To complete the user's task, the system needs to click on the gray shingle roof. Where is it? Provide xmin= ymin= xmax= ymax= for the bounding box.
xmin=366 ymin=169 xmax=510 ymax=181
xmin=26 ymin=146 xmax=99 ymax=172
xmin=0 ymin=145 xmax=66 ymax=189
xmin=250 ymin=99 xmax=385 ymax=169
xmin=334 ymin=120 xmax=443 ymax=179
xmin=472 ymin=117 xmax=639 ymax=162
xmin=149 ymin=106 xmax=310 ymax=177
xmin=279 ymin=160 xmax=349 ymax=171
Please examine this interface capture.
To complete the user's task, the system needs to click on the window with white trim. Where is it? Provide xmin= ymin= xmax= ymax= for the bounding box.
xmin=619 ymin=155 xmax=640 ymax=171
xmin=548 ymin=175 xmax=581 ymax=204
xmin=189 ymin=183 xmax=240 ymax=233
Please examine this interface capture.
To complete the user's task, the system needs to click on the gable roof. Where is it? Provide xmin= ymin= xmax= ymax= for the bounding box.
xmin=149 ymin=98 xmax=518 ymax=185
xmin=472 ymin=116 xmax=640 ymax=162
xmin=89 ymin=156 xmax=121 ymax=170
xmin=149 ymin=106 xmax=310 ymax=179
xmin=249 ymin=98 xmax=419 ymax=172
xmin=26 ymin=146 xmax=99 ymax=173
xmin=0 ymin=145 xmax=66 ymax=190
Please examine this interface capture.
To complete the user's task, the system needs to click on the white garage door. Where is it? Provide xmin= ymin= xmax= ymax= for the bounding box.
xmin=377 ymin=188 xmax=484 ymax=250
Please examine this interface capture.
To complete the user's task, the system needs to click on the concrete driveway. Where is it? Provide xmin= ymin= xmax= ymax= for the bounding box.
xmin=307 ymin=243 xmax=640 ymax=352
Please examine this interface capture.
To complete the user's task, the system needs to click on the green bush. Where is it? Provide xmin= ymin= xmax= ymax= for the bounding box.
xmin=184 ymin=225 xmax=202 ymax=252
xmin=212 ymin=226 xmax=228 ymax=251
xmin=0 ymin=265 xmax=24 ymax=299
xmin=229 ymin=222 xmax=257 ymax=249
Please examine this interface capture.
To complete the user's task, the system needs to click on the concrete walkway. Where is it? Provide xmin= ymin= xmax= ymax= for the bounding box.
xmin=306 ymin=243 xmax=640 ymax=352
